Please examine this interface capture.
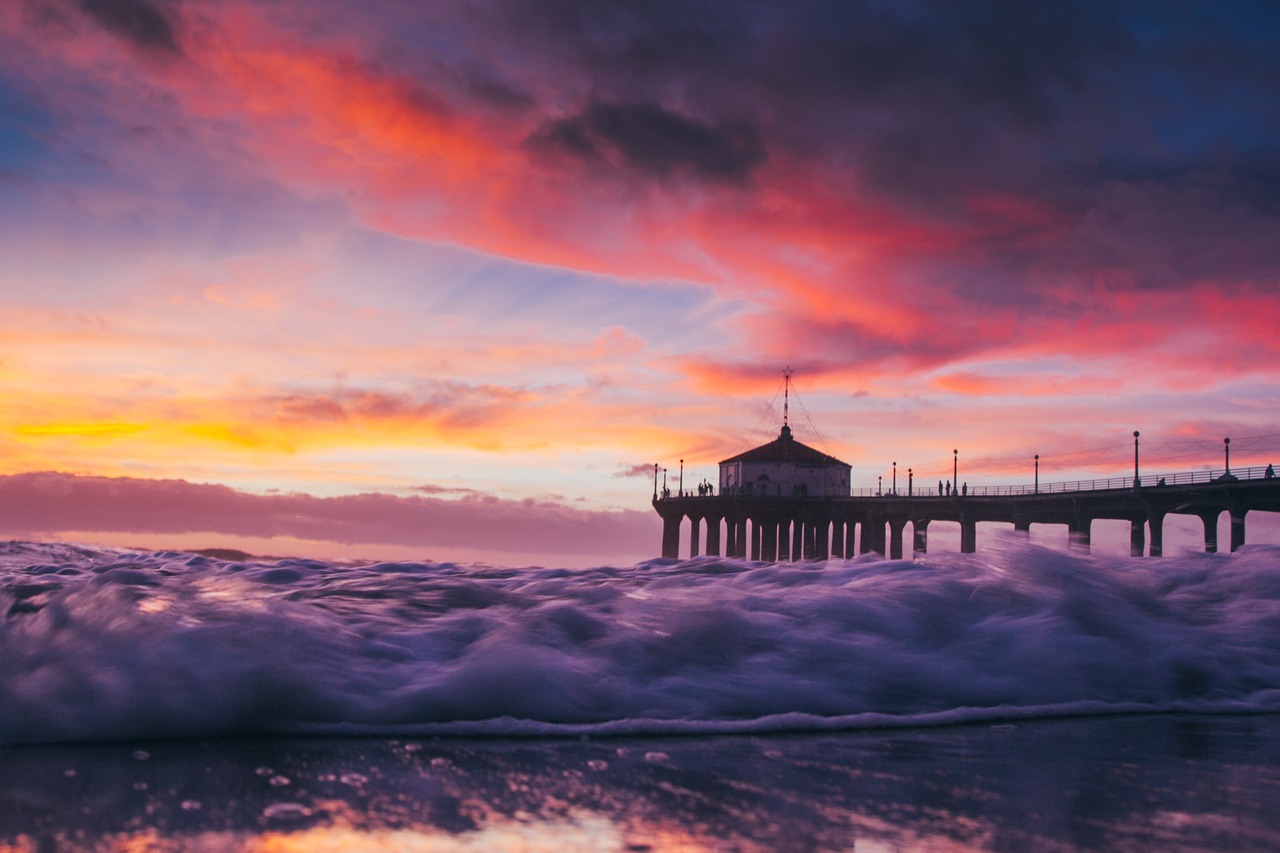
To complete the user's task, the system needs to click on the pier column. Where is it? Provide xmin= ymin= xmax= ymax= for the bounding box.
xmin=1130 ymin=519 xmax=1145 ymax=557
xmin=661 ymin=514 xmax=681 ymax=559
xmin=762 ymin=520 xmax=778 ymax=562
xmin=830 ymin=520 xmax=845 ymax=558
xmin=960 ymin=518 xmax=977 ymax=554
xmin=861 ymin=520 xmax=885 ymax=556
xmin=705 ymin=516 xmax=721 ymax=557
xmin=805 ymin=523 xmax=819 ymax=560
xmin=1199 ymin=510 xmax=1219 ymax=553
xmin=1013 ymin=517 xmax=1031 ymax=534
xmin=816 ymin=520 xmax=830 ymax=560
xmin=1068 ymin=517 xmax=1091 ymax=554
xmin=689 ymin=516 xmax=701 ymax=558
xmin=792 ymin=522 xmax=804 ymax=562
xmin=1148 ymin=510 xmax=1165 ymax=557
xmin=845 ymin=522 xmax=857 ymax=558
xmin=1231 ymin=509 xmax=1247 ymax=552
xmin=751 ymin=520 xmax=762 ymax=561
xmin=888 ymin=519 xmax=905 ymax=560
xmin=912 ymin=519 xmax=928 ymax=555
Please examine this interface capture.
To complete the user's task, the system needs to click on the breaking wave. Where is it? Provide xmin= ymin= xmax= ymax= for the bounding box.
xmin=3 ymin=538 xmax=1280 ymax=744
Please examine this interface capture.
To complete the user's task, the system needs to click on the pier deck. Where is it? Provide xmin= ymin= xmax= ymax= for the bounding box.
xmin=653 ymin=470 xmax=1280 ymax=559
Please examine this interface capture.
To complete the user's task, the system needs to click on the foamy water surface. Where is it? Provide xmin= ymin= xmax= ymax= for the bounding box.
xmin=3 ymin=538 xmax=1280 ymax=744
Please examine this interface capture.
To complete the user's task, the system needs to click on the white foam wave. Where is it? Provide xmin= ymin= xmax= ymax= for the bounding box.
xmin=2 ymin=539 xmax=1280 ymax=744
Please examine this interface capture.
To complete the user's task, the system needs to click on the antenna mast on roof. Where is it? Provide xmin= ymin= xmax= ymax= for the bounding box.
xmin=783 ymin=366 xmax=793 ymax=427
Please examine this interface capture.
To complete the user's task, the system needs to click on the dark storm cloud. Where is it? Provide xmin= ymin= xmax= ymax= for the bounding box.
xmin=76 ymin=0 xmax=180 ymax=55
xmin=489 ymin=1 xmax=1277 ymax=228
xmin=528 ymin=100 xmax=765 ymax=184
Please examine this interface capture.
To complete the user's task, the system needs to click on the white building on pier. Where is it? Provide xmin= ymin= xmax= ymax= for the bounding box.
xmin=719 ymin=423 xmax=851 ymax=497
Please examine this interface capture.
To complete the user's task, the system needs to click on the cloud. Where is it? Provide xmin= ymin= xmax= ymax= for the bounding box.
xmin=0 ymin=472 xmax=658 ymax=560
xmin=613 ymin=463 xmax=657 ymax=480
xmin=2 ymin=0 xmax=1280 ymax=514
xmin=527 ymin=100 xmax=766 ymax=184
xmin=75 ymin=0 xmax=181 ymax=55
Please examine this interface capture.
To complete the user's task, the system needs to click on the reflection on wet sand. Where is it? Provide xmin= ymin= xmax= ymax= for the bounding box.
xmin=3 ymin=715 xmax=1280 ymax=852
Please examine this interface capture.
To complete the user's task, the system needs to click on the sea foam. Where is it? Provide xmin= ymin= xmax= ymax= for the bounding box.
xmin=2 ymin=538 xmax=1279 ymax=744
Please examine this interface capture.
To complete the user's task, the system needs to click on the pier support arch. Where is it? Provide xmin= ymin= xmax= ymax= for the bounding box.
xmin=912 ymin=518 xmax=929 ymax=555
xmin=1231 ymin=508 xmax=1247 ymax=552
xmin=1197 ymin=509 xmax=1220 ymax=553
xmin=1068 ymin=515 xmax=1091 ymax=553
xmin=960 ymin=517 xmax=977 ymax=554
xmin=1148 ymin=509 xmax=1165 ymax=557
xmin=661 ymin=514 xmax=681 ymax=559
xmin=888 ymin=518 xmax=906 ymax=559
xmin=1130 ymin=518 xmax=1145 ymax=557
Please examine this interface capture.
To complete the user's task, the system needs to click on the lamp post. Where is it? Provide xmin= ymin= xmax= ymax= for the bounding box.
xmin=908 ymin=468 xmax=913 ymax=497
xmin=1134 ymin=431 xmax=1140 ymax=488
xmin=653 ymin=462 xmax=659 ymax=500
xmin=1225 ymin=437 xmax=1231 ymax=476
xmin=892 ymin=461 xmax=897 ymax=495
xmin=1034 ymin=454 xmax=1039 ymax=494
xmin=953 ymin=449 xmax=958 ymax=492
xmin=878 ymin=475 xmax=882 ymax=496
xmin=662 ymin=468 xmax=667 ymax=497
xmin=679 ymin=459 xmax=684 ymax=497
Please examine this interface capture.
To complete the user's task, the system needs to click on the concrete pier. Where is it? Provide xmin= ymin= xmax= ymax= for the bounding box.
xmin=653 ymin=476 xmax=1280 ymax=560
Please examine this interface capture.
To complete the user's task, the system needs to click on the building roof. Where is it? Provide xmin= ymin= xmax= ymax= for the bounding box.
xmin=719 ymin=425 xmax=850 ymax=468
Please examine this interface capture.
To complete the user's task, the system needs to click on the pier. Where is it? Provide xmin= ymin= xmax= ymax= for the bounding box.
xmin=653 ymin=372 xmax=1280 ymax=560
xmin=653 ymin=465 xmax=1280 ymax=560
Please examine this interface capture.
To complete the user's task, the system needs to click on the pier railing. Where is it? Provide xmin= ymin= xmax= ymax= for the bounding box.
xmin=661 ymin=464 xmax=1276 ymax=500
xmin=856 ymin=464 xmax=1274 ymax=497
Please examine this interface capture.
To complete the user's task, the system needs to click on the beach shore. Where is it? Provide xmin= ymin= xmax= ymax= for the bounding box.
xmin=3 ymin=713 xmax=1279 ymax=851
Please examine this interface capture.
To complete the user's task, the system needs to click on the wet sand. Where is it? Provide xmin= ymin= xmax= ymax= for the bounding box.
xmin=3 ymin=714 xmax=1280 ymax=851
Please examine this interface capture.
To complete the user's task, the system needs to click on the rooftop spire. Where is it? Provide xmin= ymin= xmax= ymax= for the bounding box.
xmin=781 ymin=366 xmax=793 ymax=440
xmin=783 ymin=366 xmax=793 ymax=427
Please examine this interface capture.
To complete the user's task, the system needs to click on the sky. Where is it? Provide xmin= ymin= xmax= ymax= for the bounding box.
xmin=1 ymin=0 xmax=1278 ymax=565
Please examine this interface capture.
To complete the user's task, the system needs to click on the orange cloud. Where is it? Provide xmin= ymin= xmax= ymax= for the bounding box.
xmin=930 ymin=372 xmax=1126 ymax=397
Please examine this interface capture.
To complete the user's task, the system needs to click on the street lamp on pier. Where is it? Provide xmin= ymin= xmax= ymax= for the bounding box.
xmin=1134 ymin=431 xmax=1140 ymax=488
xmin=878 ymin=475 xmax=882 ymax=496
xmin=908 ymin=468 xmax=913 ymax=496
xmin=1225 ymin=437 xmax=1231 ymax=476
xmin=653 ymin=463 xmax=659 ymax=500
xmin=892 ymin=461 xmax=897 ymax=495
xmin=679 ymin=459 xmax=684 ymax=497
xmin=953 ymin=449 xmax=958 ymax=492
xmin=1034 ymin=454 xmax=1039 ymax=494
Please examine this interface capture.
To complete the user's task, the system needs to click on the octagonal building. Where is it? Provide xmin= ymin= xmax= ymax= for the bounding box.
xmin=719 ymin=423 xmax=851 ymax=498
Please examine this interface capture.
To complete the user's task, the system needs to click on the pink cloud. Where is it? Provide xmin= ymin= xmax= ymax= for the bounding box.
xmin=0 ymin=472 xmax=658 ymax=564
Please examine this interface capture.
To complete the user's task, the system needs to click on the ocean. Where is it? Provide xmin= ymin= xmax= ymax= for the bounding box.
xmin=3 ymin=537 xmax=1280 ymax=850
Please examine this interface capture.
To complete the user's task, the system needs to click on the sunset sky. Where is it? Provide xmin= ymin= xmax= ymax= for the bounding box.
xmin=1 ymin=0 xmax=1278 ymax=564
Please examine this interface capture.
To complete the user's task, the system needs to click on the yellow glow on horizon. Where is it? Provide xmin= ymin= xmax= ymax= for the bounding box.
xmin=16 ymin=422 xmax=149 ymax=437
xmin=81 ymin=811 xmax=728 ymax=853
